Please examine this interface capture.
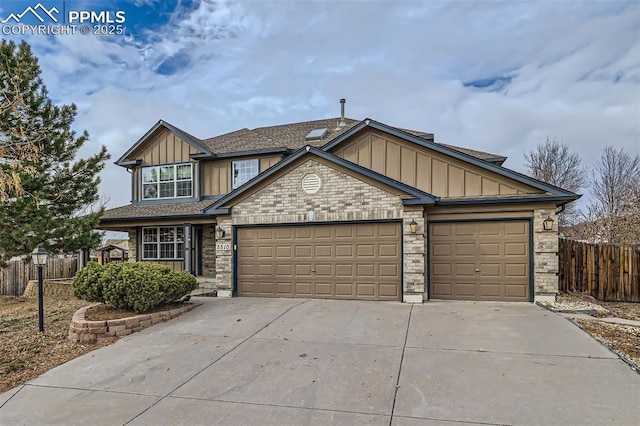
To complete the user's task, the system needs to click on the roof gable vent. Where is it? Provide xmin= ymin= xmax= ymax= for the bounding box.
xmin=305 ymin=128 xmax=328 ymax=141
xmin=301 ymin=173 xmax=321 ymax=194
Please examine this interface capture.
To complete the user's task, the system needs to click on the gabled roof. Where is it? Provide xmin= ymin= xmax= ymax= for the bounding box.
xmin=115 ymin=120 xmax=213 ymax=166
xmin=116 ymin=116 xmax=505 ymax=164
xmin=322 ymin=118 xmax=579 ymax=199
xmin=204 ymin=146 xmax=439 ymax=214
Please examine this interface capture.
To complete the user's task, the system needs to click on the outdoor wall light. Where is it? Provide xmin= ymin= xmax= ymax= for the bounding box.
xmin=215 ymin=226 xmax=226 ymax=239
xmin=409 ymin=219 xmax=418 ymax=234
xmin=543 ymin=215 xmax=554 ymax=232
xmin=31 ymin=244 xmax=48 ymax=333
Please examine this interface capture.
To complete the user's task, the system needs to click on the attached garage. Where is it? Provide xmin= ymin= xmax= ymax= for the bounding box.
xmin=429 ymin=220 xmax=531 ymax=302
xmin=236 ymin=222 xmax=402 ymax=301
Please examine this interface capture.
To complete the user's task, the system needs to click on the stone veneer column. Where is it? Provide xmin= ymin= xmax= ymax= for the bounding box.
xmin=533 ymin=208 xmax=559 ymax=302
xmin=403 ymin=208 xmax=425 ymax=303
xmin=202 ymin=228 xmax=216 ymax=277
xmin=127 ymin=229 xmax=137 ymax=262
xmin=214 ymin=216 xmax=233 ymax=297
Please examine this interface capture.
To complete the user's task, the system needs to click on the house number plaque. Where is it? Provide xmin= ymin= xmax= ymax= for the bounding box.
xmin=216 ymin=243 xmax=231 ymax=251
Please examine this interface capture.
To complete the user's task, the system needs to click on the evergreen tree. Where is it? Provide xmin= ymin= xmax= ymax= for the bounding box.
xmin=0 ymin=40 xmax=109 ymax=262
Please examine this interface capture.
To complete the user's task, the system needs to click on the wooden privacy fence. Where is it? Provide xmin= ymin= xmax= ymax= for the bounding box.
xmin=0 ymin=257 xmax=78 ymax=297
xmin=559 ymin=238 xmax=640 ymax=302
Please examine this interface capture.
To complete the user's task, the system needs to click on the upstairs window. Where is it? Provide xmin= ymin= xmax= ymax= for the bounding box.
xmin=232 ymin=159 xmax=259 ymax=189
xmin=143 ymin=163 xmax=193 ymax=199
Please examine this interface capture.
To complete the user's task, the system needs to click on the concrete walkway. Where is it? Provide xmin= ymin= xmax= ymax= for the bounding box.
xmin=1 ymin=298 xmax=639 ymax=425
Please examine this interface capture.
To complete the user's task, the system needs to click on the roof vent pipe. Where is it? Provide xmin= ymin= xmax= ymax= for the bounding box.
xmin=339 ymin=98 xmax=346 ymax=127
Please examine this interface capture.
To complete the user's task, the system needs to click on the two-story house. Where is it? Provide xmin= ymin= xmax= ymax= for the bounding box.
xmin=100 ymin=100 xmax=579 ymax=303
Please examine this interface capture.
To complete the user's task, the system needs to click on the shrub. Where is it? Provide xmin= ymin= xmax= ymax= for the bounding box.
xmin=73 ymin=261 xmax=106 ymax=302
xmin=100 ymin=262 xmax=197 ymax=314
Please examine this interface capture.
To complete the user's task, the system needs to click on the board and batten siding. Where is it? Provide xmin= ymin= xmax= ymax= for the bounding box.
xmin=129 ymin=128 xmax=202 ymax=165
xmin=332 ymin=130 xmax=541 ymax=197
xmin=200 ymin=155 xmax=282 ymax=196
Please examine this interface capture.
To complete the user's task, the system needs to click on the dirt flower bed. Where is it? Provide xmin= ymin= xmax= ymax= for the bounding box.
xmin=540 ymin=293 xmax=640 ymax=372
xmin=84 ymin=302 xmax=186 ymax=321
xmin=0 ymin=296 xmax=110 ymax=394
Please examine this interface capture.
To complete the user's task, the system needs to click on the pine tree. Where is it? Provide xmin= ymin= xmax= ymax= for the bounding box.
xmin=0 ymin=40 xmax=110 ymax=262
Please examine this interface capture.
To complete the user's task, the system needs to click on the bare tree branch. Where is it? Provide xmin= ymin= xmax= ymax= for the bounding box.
xmin=524 ymin=137 xmax=587 ymax=226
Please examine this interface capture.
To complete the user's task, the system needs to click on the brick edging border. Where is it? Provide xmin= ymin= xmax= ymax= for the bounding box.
xmin=68 ymin=302 xmax=201 ymax=343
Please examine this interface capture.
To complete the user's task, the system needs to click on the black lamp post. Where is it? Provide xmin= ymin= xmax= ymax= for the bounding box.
xmin=31 ymin=245 xmax=48 ymax=333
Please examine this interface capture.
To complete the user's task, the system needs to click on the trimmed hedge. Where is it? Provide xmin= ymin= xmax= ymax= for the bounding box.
xmin=73 ymin=262 xmax=197 ymax=313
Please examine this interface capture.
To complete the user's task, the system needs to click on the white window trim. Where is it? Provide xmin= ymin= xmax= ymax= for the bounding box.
xmin=232 ymin=158 xmax=260 ymax=189
xmin=141 ymin=226 xmax=185 ymax=260
xmin=142 ymin=163 xmax=194 ymax=200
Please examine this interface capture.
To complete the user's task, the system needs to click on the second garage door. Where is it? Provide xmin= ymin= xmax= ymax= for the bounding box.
xmin=237 ymin=222 xmax=401 ymax=300
xmin=429 ymin=220 xmax=530 ymax=302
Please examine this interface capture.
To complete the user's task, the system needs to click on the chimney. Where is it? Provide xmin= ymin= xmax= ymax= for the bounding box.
xmin=339 ymin=98 xmax=346 ymax=127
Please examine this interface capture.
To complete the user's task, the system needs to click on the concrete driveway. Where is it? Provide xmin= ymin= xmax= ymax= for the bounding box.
xmin=1 ymin=297 xmax=639 ymax=425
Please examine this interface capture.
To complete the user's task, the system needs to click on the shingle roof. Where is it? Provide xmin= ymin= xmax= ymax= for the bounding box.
xmin=198 ymin=118 xmax=503 ymax=162
xmin=101 ymin=199 xmax=216 ymax=221
xmin=200 ymin=118 xmax=362 ymax=154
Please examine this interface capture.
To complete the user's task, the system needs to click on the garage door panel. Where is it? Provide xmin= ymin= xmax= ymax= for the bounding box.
xmin=379 ymin=284 xmax=399 ymax=297
xmin=258 ymin=282 xmax=275 ymax=295
xmin=315 ymin=245 xmax=332 ymax=257
xmin=505 ymin=221 xmax=527 ymax=235
xmin=315 ymin=264 xmax=332 ymax=276
xmin=506 ymin=263 xmax=527 ymax=277
xmin=257 ymin=228 xmax=274 ymax=240
xmin=335 ymin=245 xmax=353 ymax=258
xmin=357 ymin=244 xmax=375 ymax=257
xmin=479 ymin=284 xmax=501 ymax=297
xmin=379 ymin=244 xmax=398 ymax=257
xmin=479 ymin=243 xmax=500 ymax=256
xmin=295 ymin=227 xmax=313 ymax=239
xmin=315 ymin=227 xmax=332 ymax=239
xmin=237 ymin=223 xmax=401 ymax=301
xmin=335 ymin=264 xmax=354 ymax=277
xmin=276 ymin=282 xmax=292 ymax=294
xmin=455 ymin=243 xmax=475 ymax=256
xmin=357 ymin=264 xmax=375 ymax=277
xmin=295 ymin=245 xmax=312 ymax=258
xmin=455 ymin=263 xmax=476 ymax=277
xmin=315 ymin=283 xmax=333 ymax=296
xmin=379 ymin=223 xmax=400 ymax=237
xmin=479 ymin=264 xmax=500 ymax=277
xmin=455 ymin=283 xmax=476 ymax=296
xmin=276 ymin=264 xmax=292 ymax=276
xmin=335 ymin=283 xmax=355 ymax=297
xmin=257 ymin=246 xmax=273 ymax=258
xmin=505 ymin=284 xmax=526 ymax=298
xmin=276 ymin=246 xmax=292 ymax=258
xmin=357 ymin=283 xmax=375 ymax=297
xmin=379 ymin=264 xmax=399 ymax=277
xmin=430 ymin=221 xmax=529 ymax=302
xmin=295 ymin=264 xmax=312 ymax=276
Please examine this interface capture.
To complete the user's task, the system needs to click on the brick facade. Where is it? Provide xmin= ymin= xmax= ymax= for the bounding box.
xmin=533 ymin=208 xmax=559 ymax=298
xmin=213 ymin=159 xmax=422 ymax=300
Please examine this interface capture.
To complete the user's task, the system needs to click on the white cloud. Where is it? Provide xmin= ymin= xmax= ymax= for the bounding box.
xmin=11 ymin=0 xmax=639 ymax=210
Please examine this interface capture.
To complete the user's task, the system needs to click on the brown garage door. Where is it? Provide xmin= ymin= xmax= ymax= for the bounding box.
xmin=237 ymin=222 xmax=401 ymax=300
xmin=430 ymin=220 xmax=530 ymax=301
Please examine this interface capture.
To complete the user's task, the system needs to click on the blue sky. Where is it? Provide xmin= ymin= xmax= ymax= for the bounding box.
xmin=1 ymin=0 xmax=639 ymax=214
